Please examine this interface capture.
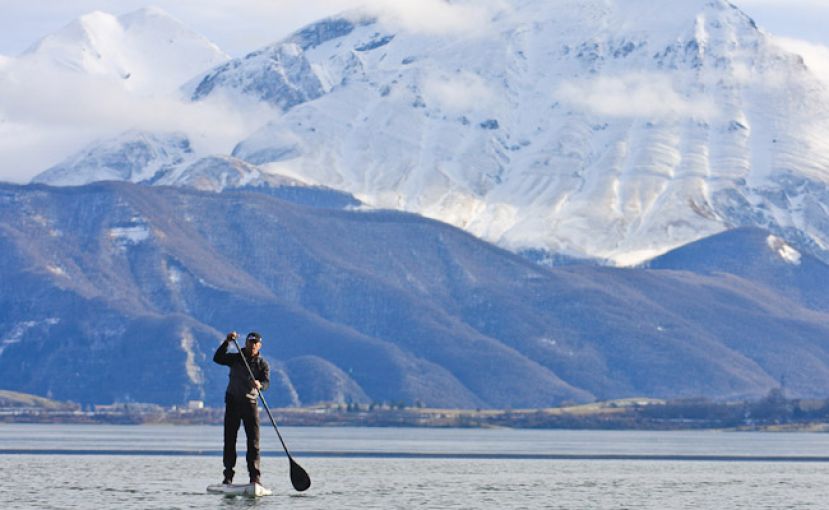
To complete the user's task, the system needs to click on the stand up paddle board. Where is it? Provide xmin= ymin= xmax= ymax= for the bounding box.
xmin=206 ymin=482 xmax=273 ymax=497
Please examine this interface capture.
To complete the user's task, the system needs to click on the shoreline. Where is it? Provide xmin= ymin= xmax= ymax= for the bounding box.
xmin=2 ymin=408 xmax=829 ymax=433
xmin=4 ymin=391 xmax=829 ymax=432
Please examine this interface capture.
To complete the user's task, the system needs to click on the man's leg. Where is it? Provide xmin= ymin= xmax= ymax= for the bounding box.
xmin=241 ymin=399 xmax=261 ymax=483
xmin=223 ymin=394 xmax=242 ymax=483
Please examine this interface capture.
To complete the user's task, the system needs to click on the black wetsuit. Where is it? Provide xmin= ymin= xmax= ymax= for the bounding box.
xmin=213 ymin=341 xmax=270 ymax=483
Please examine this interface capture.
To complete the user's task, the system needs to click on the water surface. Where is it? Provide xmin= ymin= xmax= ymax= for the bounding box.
xmin=2 ymin=424 xmax=829 ymax=509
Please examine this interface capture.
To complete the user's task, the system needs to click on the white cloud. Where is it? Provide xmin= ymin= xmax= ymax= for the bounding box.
xmin=556 ymin=72 xmax=718 ymax=120
xmin=0 ymin=59 xmax=278 ymax=182
xmin=422 ymin=71 xmax=496 ymax=113
xmin=738 ymin=0 xmax=829 ymax=8
xmin=735 ymin=0 xmax=829 ymax=47
xmin=0 ymin=1 xmax=354 ymax=57
xmin=0 ymin=1 xmax=506 ymax=58
xmin=360 ymin=0 xmax=506 ymax=36
xmin=185 ymin=0 xmax=506 ymax=40
xmin=771 ymin=36 xmax=829 ymax=87
xmin=0 ymin=0 xmax=509 ymax=183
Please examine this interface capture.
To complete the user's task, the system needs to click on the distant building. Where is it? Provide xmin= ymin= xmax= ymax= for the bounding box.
xmin=94 ymin=402 xmax=163 ymax=413
xmin=187 ymin=400 xmax=204 ymax=410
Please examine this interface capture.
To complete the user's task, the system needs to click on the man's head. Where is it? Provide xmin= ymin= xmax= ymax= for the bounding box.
xmin=245 ymin=331 xmax=262 ymax=356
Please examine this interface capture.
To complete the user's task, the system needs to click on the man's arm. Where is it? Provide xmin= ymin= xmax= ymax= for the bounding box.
xmin=212 ymin=332 xmax=237 ymax=366
xmin=257 ymin=359 xmax=270 ymax=392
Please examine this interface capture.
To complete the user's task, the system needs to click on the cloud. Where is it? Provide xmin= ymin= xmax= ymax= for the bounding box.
xmin=209 ymin=0 xmax=507 ymax=38
xmin=0 ymin=0 xmax=510 ymax=184
xmin=0 ymin=59 xmax=278 ymax=182
xmin=0 ymin=0 xmax=357 ymax=57
xmin=735 ymin=0 xmax=829 ymax=47
xmin=206 ymin=0 xmax=506 ymax=37
xmin=738 ymin=0 xmax=829 ymax=8
xmin=359 ymin=0 xmax=507 ymax=36
xmin=556 ymin=72 xmax=718 ymax=120
xmin=422 ymin=71 xmax=496 ymax=113
xmin=771 ymin=36 xmax=829 ymax=87
xmin=0 ymin=1 xmax=508 ymax=58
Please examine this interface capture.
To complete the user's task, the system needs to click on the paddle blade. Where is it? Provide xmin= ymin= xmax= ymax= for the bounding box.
xmin=289 ymin=457 xmax=311 ymax=492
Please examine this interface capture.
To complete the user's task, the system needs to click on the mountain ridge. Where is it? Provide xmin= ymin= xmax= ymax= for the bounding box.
xmin=2 ymin=181 xmax=828 ymax=407
xmin=28 ymin=0 xmax=829 ymax=267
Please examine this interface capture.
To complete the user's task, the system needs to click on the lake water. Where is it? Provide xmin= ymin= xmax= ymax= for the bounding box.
xmin=3 ymin=424 xmax=829 ymax=509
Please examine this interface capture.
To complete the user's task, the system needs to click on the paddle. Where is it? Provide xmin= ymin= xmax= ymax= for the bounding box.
xmin=231 ymin=337 xmax=311 ymax=492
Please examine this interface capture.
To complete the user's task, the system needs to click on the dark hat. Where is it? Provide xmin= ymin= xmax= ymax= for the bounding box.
xmin=246 ymin=331 xmax=262 ymax=343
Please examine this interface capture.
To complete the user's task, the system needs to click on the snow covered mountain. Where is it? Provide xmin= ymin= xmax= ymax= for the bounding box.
xmin=20 ymin=6 xmax=228 ymax=94
xmin=30 ymin=130 xmax=363 ymax=212
xmin=150 ymin=155 xmax=296 ymax=191
xmin=184 ymin=0 xmax=829 ymax=265
xmin=25 ymin=0 xmax=829 ymax=266
xmin=32 ymin=131 xmax=195 ymax=185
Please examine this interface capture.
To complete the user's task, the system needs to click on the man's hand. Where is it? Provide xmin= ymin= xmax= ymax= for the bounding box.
xmin=225 ymin=331 xmax=238 ymax=343
xmin=253 ymin=380 xmax=262 ymax=390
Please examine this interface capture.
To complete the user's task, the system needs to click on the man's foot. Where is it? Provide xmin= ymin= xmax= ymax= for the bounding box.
xmin=222 ymin=477 xmax=233 ymax=485
xmin=250 ymin=477 xmax=261 ymax=485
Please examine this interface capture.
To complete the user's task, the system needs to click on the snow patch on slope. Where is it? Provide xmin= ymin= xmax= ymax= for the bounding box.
xmin=179 ymin=328 xmax=204 ymax=385
xmin=0 ymin=319 xmax=60 ymax=357
xmin=766 ymin=234 xmax=802 ymax=265
xmin=108 ymin=219 xmax=151 ymax=249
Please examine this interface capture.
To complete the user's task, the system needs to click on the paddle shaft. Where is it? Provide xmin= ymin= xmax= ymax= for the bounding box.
xmin=230 ymin=338 xmax=291 ymax=457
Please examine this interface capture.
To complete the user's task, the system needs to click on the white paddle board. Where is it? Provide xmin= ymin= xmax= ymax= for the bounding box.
xmin=207 ymin=482 xmax=273 ymax=497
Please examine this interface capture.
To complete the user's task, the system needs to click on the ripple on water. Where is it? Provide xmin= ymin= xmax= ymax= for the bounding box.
xmin=2 ymin=456 xmax=829 ymax=509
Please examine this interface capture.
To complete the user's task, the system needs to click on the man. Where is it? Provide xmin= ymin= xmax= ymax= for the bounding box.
xmin=213 ymin=330 xmax=270 ymax=485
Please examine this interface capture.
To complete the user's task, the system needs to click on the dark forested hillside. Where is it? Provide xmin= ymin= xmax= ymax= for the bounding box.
xmin=1 ymin=182 xmax=828 ymax=407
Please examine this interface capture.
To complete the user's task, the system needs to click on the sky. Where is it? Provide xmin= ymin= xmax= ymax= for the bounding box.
xmin=0 ymin=0 xmax=827 ymax=58
xmin=0 ymin=0 xmax=503 ymax=57
xmin=0 ymin=0 xmax=827 ymax=183
xmin=0 ymin=1 xmax=358 ymax=57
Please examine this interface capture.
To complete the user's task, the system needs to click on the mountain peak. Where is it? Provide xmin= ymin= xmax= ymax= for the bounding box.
xmin=125 ymin=5 xmax=174 ymax=18
xmin=118 ymin=5 xmax=208 ymax=36
xmin=32 ymin=131 xmax=195 ymax=186
xmin=76 ymin=9 xmax=118 ymax=28
xmin=22 ymin=0 xmax=829 ymax=269
xmin=646 ymin=227 xmax=829 ymax=310
xmin=24 ymin=10 xmax=117 ymax=56
xmin=204 ymin=0 xmax=829 ymax=266
xmin=19 ymin=6 xmax=227 ymax=94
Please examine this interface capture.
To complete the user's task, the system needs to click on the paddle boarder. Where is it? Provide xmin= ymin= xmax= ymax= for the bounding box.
xmin=213 ymin=331 xmax=270 ymax=486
